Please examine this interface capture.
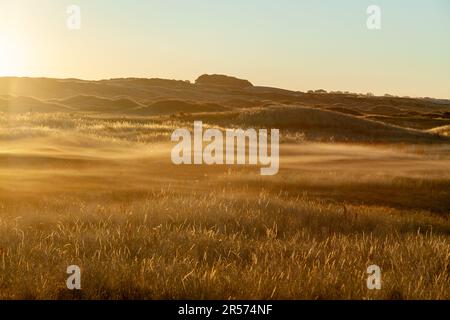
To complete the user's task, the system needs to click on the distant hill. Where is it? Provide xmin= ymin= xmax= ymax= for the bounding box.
xmin=195 ymin=74 xmax=253 ymax=88
xmin=0 ymin=75 xmax=449 ymax=143
xmin=0 ymin=76 xmax=448 ymax=114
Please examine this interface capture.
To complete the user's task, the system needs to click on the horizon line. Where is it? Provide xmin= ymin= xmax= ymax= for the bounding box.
xmin=1 ymin=74 xmax=449 ymax=101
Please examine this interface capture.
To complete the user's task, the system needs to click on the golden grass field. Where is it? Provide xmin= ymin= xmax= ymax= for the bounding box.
xmin=0 ymin=112 xmax=449 ymax=300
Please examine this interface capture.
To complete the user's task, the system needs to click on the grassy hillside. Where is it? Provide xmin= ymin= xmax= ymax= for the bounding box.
xmin=1 ymin=76 xmax=449 ymax=139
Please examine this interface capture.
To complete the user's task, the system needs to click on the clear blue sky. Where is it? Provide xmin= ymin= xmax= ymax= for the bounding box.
xmin=1 ymin=0 xmax=449 ymax=98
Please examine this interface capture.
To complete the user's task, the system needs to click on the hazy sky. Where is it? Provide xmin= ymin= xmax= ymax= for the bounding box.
xmin=1 ymin=0 xmax=449 ymax=98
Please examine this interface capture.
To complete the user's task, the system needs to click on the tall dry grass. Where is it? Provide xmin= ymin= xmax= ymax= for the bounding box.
xmin=0 ymin=187 xmax=448 ymax=300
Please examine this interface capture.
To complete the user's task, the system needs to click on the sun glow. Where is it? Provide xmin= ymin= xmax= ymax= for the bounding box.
xmin=0 ymin=35 xmax=26 ymax=76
